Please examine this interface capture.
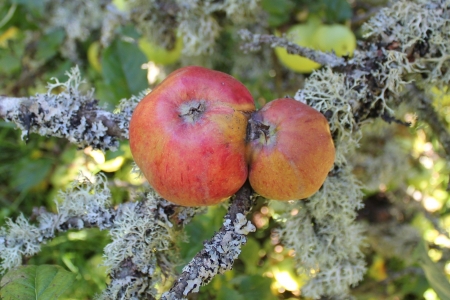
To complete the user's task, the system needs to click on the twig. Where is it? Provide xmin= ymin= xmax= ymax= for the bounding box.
xmin=409 ymin=84 xmax=450 ymax=190
xmin=0 ymin=95 xmax=129 ymax=151
xmin=161 ymin=181 xmax=256 ymax=300
xmin=411 ymin=87 xmax=450 ymax=156
xmin=238 ymin=29 xmax=346 ymax=68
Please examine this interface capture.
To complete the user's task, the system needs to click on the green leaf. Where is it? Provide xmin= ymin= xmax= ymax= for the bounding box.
xmin=239 ymin=237 xmax=261 ymax=274
xmin=11 ymin=157 xmax=53 ymax=191
xmin=323 ymin=0 xmax=352 ymax=23
xmin=0 ymin=51 xmax=21 ymax=73
xmin=414 ymin=240 xmax=450 ymax=299
xmin=101 ymin=39 xmax=148 ymax=106
xmin=261 ymin=0 xmax=295 ymax=27
xmin=35 ymin=29 xmax=65 ymax=62
xmin=233 ymin=275 xmax=276 ymax=300
xmin=261 ymin=0 xmax=294 ymax=15
xmin=0 ymin=265 xmax=76 ymax=300
xmin=217 ymin=285 xmax=245 ymax=300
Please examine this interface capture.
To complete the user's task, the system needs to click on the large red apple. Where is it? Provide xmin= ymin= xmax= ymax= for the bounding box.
xmin=129 ymin=66 xmax=255 ymax=206
xmin=246 ymin=98 xmax=335 ymax=200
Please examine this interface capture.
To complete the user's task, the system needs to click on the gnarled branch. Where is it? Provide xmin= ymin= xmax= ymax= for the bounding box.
xmin=162 ymin=181 xmax=256 ymax=300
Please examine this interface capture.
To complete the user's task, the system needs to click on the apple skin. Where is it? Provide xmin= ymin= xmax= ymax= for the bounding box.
xmin=313 ymin=24 xmax=356 ymax=57
xmin=274 ymin=23 xmax=321 ymax=73
xmin=129 ymin=66 xmax=255 ymax=206
xmin=247 ymin=98 xmax=335 ymax=200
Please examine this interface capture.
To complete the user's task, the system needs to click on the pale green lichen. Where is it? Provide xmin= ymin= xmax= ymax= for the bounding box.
xmin=363 ymin=0 xmax=450 ymax=89
xmin=55 ymin=173 xmax=113 ymax=230
xmin=0 ymin=66 xmax=139 ymax=150
xmin=277 ymin=168 xmax=366 ymax=298
xmin=42 ymin=0 xmax=110 ymax=60
xmin=351 ymin=119 xmax=412 ymax=191
xmin=0 ymin=173 xmax=113 ymax=275
xmin=127 ymin=0 xmax=261 ymax=56
xmin=0 ymin=215 xmax=41 ymax=274
xmin=367 ymin=222 xmax=421 ymax=261
xmin=101 ymin=192 xmax=182 ymax=299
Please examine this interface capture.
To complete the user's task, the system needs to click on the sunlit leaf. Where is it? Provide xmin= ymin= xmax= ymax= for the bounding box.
xmin=100 ymin=39 xmax=148 ymax=106
xmin=414 ymin=240 xmax=450 ymax=300
xmin=0 ymin=265 xmax=76 ymax=300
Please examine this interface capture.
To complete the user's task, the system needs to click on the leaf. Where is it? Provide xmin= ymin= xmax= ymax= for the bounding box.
xmin=11 ymin=157 xmax=53 ymax=192
xmin=322 ymin=0 xmax=353 ymax=23
xmin=35 ymin=29 xmax=65 ymax=62
xmin=0 ymin=265 xmax=76 ymax=300
xmin=239 ymin=237 xmax=261 ymax=274
xmin=233 ymin=275 xmax=276 ymax=300
xmin=414 ymin=240 xmax=450 ymax=299
xmin=101 ymin=39 xmax=148 ymax=106
xmin=261 ymin=0 xmax=295 ymax=27
xmin=216 ymin=285 xmax=245 ymax=300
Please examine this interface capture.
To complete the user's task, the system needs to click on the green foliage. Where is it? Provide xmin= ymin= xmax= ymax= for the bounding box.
xmin=261 ymin=0 xmax=295 ymax=27
xmin=415 ymin=240 xmax=450 ymax=299
xmin=303 ymin=0 xmax=353 ymax=23
xmin=99 ymin=39 xmax=148 ymax=107
xmin=0 ymin=265 xmax=75 ymax=299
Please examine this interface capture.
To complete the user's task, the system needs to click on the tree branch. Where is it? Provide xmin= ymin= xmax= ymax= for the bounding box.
xmin=410 ymin=86 xmax=450 ymax=157
xmin=161 ymin=181 xmax=256 ymax=300
xmin=0 ymin=67 xmax=138 ymax=151
xmin=0 ymin=95 xmax=129 ymax=151
xmin=238 ymin=29 xmax=346 ymax=68
xmin=408 ymin=84 xmax=450 ymax=190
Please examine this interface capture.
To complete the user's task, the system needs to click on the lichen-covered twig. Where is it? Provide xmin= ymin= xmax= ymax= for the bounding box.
xmin=410 ymin=86 xmax=450 ymax=157
xmin=238 ymin=29 xmax=346 ymax=68
xmin=161 ymin=181 xmax=256 ymax=300
xmin=0 ymin=174 xmax=114 ymax=274
xmin=0 ymin=66 xmax=140 ymax=151
xmin=101 ymin=193 xmax=202 ymax=300
xmin=0 ymin=173 xmax=202 ymax=300
xmin=407 ymin=84 xmax=450 ymax=190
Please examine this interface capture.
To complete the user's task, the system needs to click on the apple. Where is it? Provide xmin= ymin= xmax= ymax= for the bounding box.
xmin=313 ymin=24 xmax=356 ymax=57
xmin=129 ymin=66 xmax=255 ymax=206
xmin=246 ymin=98 xmax=335 ymax=200
xmin=274 ymin=22 xmax=322 ymax=73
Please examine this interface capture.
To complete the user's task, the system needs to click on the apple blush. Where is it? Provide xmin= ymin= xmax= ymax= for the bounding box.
xmin=129 ymin=66 xmax=255 ymax=206
xmin=246 ymin=98 xmax=335 ymax=200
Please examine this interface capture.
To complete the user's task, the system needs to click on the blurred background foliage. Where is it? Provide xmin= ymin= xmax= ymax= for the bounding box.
xmin=1 ymin=0 xmax=450 ymax=299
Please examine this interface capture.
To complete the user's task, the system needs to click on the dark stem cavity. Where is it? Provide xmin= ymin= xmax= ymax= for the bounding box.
xmin=178 ymin=100 xmax=206 ymax=124
xmin=246 ymin=115 xmax=274 ymax=144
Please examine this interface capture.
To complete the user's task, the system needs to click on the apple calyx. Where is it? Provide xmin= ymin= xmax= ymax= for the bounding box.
xmin=178 ymin=100 xmax=207 ymax=124
xmin=246 ymin=116 xmax=277 ymax=146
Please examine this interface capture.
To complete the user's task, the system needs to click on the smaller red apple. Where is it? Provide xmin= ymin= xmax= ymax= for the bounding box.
xmin=247 ymin=98 xmax=335 ymax=200
xmin=129 ymin=66 xmax=255 ymax=206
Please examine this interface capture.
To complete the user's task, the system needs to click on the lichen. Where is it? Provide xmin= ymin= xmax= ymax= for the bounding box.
xmin=42 ymin=0 xmax=110 ymax=60
xmin=56 ymin=172 xmax=113 ymax=230
xmin=277 ymin=168 xmax=366 ymax=298
xmin=127 ymin=0 xmax=261 ymax=56
xmin=0 ymin=215 xmax=41 ymax=274
xmin=0 ymin=173 xmax=114 ymax=275
xmin=363 ymin=0 xmax=450 ymax=89
xmin=101 ymin=192 xmax=182 ymax=299
xmin=0 ymin=66 xmax=136 ymax=151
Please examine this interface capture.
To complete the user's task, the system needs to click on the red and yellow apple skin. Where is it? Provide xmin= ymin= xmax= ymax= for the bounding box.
xmin=129 ymin=66 xmax=255 ymax=206
xmin=247 ymin=98 xmax=335 ymax=200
